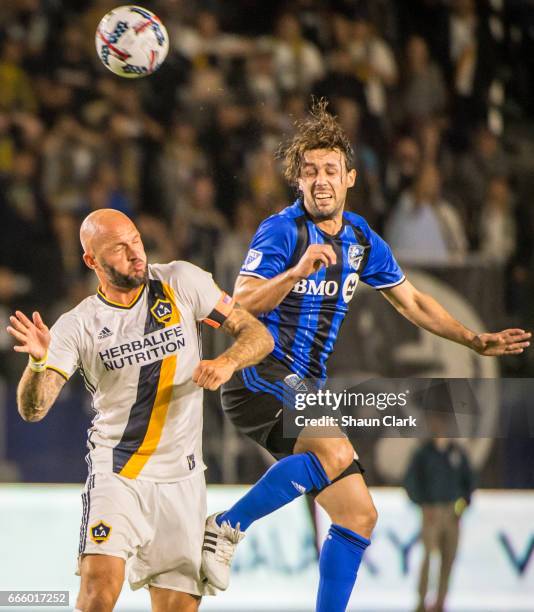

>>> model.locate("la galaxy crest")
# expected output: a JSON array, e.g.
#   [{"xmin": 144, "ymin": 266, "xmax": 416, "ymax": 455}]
[
  {"xmin": 90, "ymin": 520, "xmax": 112, "ymax": 544},
  {"xmin": 151, "ymin": 298, "xmax": 173, "ymax": 323},
  {"xmin": 348, "ymin": 244, "xmax": 365, "ymax": 271}
]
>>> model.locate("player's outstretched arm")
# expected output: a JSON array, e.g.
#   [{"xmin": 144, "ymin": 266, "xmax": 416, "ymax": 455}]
[
  {"xmin": 193, "ymin": 305, "xmax": 274, "ymax": 391},
  {"xmin": 6, "ymin": 310, "xmax": 67, "ymax": 422},
  {"xmin": 235, "ymin": 244, "xmax": 337, "ymax": 315},
  {"xmin": 381, "ymin": 279, "xmax": 531, "ymax": 356}
]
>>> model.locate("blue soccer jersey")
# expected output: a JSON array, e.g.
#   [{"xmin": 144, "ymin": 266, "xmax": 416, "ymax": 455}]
[{"xmin": 239, "ymin": 200, "xmax": 405, "ymax": 379}]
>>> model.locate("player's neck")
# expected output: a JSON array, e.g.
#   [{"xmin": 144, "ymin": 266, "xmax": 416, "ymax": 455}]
[
  {"xmin": 315, "ymin": 215, "xmax": 343, "ymax": 236},
  {"xmin": 98, "ymin": 282, "xmax": 145, "ymax": 307}
]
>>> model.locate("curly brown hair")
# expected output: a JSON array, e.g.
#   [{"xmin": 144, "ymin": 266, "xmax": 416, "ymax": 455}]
[{"xmin": 278, "ymin": 98, "xmax": 354, "ymax": 186}]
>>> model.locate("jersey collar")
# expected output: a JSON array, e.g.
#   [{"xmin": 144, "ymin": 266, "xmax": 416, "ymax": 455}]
[{"xmin": 96, "ymin": 283, "xmax": 146, "ymax": 309}]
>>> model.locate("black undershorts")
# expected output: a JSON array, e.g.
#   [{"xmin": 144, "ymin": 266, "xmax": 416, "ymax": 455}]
[{"xmin": 221, "ymin": 353, "xmax": 365, "ymax": 475}]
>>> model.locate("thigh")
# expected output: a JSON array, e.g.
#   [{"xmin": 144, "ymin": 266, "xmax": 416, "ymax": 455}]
[
  {"xmin": 221, "ymin": 355, "xmax": 298, "ymax": 458},
  {"xmin": 421, "ymin": 507, "xmax": 440, "ymax": 551},
  {"xmin": 77, "ymin": 554, "xmax": 125, "ymax": 609},
  {"xmin": 129, "ymin": 472, "xmax": 216, "ymax": 597},
  {"xmin": 440, "ymin": 505, "xmax": 460, "ymax": 556}
]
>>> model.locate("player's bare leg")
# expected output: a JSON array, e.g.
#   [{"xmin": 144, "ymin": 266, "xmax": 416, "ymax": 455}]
[
  {"xmin": 294, "ymin": 435, "xmax": 378, "ymax": 538},
  {"xmin": 149, "ymin": 586, "xmax": 201, "ymax": 612},
  {"xmin": 76, "ymin": 554, "xmax": 125, "ymax": 612}
]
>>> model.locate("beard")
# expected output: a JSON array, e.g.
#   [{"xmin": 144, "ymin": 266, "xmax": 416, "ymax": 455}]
[
  {"xmin": 101, "ymin": 261, "xmax": 148, "ymax": 290},
  {"xmin": 303, "ymin": 193, "xmax": 344, "ymax": 221}
]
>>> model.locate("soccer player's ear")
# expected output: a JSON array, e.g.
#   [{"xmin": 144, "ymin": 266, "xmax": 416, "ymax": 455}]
[
  {"xmin": 347, "ymin": 168, "xmax": 357, "ymax": 188},
  {"xmin": 82, "ymin": 252, "xmax": 97, "ymax": 271}
]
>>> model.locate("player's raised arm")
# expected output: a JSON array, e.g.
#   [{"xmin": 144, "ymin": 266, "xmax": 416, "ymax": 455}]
[
  {"xmin": 235, "ymin": 243, "xmax": 337, "ymax": 316},
  {"xmin": 6, "ymin": 310, "xmax": 67, "ymax": 422},
  {"xmin": 381, "ymin": 279, "xmax": 531, "ymax": 356},
  {"xmin": 193, "ymin": 304, "xmax": 274, "ymax": 391}
]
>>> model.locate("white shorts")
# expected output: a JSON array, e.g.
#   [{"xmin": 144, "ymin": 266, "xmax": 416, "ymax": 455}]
[{"xmin": 77, "ymin": 471, "xmax": 215, "ymax": 596}]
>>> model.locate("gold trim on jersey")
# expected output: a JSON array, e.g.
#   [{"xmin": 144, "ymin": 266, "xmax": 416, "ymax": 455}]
[
  {"xmin": 46, "ymin": 364, "xmax": 69, "ymax": 381},
  {"xmin": 97, "ymin": 284, "xmax": 146, "ymax": 309},
  {"xmin": 119, "ymin": 281, "xmax": 180, "ymax": 479}
]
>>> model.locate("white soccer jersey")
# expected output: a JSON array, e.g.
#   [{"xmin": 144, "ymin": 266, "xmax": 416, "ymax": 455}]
[{"xmin": 47, "ymin": 261, "xmax": 233, "ymax": 482}]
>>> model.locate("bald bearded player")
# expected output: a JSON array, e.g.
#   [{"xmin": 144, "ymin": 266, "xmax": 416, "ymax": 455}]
[{"xmin": 6, "ymin": 209, "xmax": 274, "ymax": 612}]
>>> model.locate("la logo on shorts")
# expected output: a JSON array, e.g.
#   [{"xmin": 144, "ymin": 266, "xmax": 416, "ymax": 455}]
[
  {"xmin": 151, "ymin": 299, "xmax": 173, "ymax": 323},
  {"xmin": 90, "ymin": 520, "xmax": 112, "ymax": 544}
]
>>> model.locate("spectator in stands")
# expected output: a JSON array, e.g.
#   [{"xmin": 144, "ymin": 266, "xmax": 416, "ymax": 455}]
[
  {"xmin": 271, "ymin": 12, "xmax": 325, "ymax": 94},
  {"xmin": 384, "ymin": 135, "xmax": 421, "ymax": 207},
  {"xmin": 347, "ymin": 10, "xmax": 398, "ymax": 121},
  {"xmin": 42, "ymin": 114, "xmax": 99, "ymax": 213},
  {"xmin": 173, "ymin": 9, "xmax": 252, "ymax": 69},
  {"xmin": 245, "ymin": 40, "xmax": 280, "ymax": 108},
  {"xmin": 217, "ymin": 200, "xmax": 260, "ymax": 291},
  {"xmin": 445, "ymin": 0, "xmax": 500, "ymax": 149},
  {"xmin": 0, "ymin": 38, "xmax": 37, "ymax": 113},
  {"xmin": 0, "ymin": 112, "xmax": 15, "ymax": 173},
  {"xmin": 178, "ymin": 172, "xmax": 228, "ymax": 272},
  {"xmin": 452, "ymin": 126, "xmax": 508, "ymax": 246},
  {"xmin": 479, "ymin": 176, "xmax": 516, "ymax": 265},
  {"xmin": 385, "ymin": 163, "xmax": 467, "ymax": 264},
  {"xmin": 313, "ymin": 46, "xmax": 366, "ymax": 108},
  {"xmin": 160, "ymin": 119, "xmax": 209, "ymax": 220},
  {"xmin": 335, "ymin": 96, "xmax": 385, "ymax": 223},
  {"xmin": 204, "ymin": 101, "xmax": 260, "ymax": 218},
  {"xmin": 246, "ymin": 144, "xmax": 287, "ymax": 216},
  {"xmin": 0, "ymin": 148, "xmax": 62, "ymax": 312},
  {"xmin": 84, "ymin": 163, "xmax": 134, "ymax": 217},
  {"xmin": 47, "ymin": 23, "xmax": 97, "ymax": 111},
  {"xmin": 399, "ymin": 36, "xmax": 447, "ymax": 126}
]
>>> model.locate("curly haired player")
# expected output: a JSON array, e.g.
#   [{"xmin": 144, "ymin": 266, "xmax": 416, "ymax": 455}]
[{"xmin": 200, "ymin": 100, "xmax": 530, "ymax": 612}]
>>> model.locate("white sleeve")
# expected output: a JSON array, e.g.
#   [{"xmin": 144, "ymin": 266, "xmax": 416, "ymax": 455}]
[
  {"xmin": 47, "ymin": 313, "xmax": 80, "ymax": 380},
  {"xmin": 172, "ymin": 261, "xmax": 231, "ymax": 323}
]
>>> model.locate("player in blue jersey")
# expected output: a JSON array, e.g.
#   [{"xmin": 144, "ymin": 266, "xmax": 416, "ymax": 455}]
[{"xmin": 201, "ymin": 101, "xmax": 530, "ymax": 611}]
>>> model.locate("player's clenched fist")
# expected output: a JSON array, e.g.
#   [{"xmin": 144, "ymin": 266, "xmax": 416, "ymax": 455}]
[
  {"xmin": 292, "ymin": 244, "xmax": 337, "ymax": 280},
  {"xmin": 6, "ymin": 311, "xmax": 50, "ymax": 360},
  {"xmin": 193, "ymin": 356, "xmax": 238, "ymax": 391}
]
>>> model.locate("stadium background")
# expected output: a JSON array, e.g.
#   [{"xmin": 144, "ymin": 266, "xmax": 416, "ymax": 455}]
[{"xmin": 0, "ymin": 0, "xmax": 533, "ymax": 610}]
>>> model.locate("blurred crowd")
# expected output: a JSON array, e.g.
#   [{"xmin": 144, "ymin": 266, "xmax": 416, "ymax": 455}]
[{"xmin": 1, "ymin": 0, "xmax": 534, "ymax": 377}]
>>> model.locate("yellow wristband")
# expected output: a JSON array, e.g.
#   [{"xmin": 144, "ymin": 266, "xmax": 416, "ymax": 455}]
[{"xmin": 29, "ymin": 352, "xmax": 48, "ymax": 373}]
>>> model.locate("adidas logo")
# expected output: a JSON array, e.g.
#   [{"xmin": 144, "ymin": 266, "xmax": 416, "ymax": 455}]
[
  {"xmin": 97, "ymin": 326, "xmax": 113, "ymax": 340},
  {"xmin": 291, "ymin": 481, "xmax": 307, "ymax": 495}
]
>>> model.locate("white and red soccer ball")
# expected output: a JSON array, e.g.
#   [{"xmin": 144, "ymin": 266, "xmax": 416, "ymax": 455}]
[{"xmin": 95, "ymin": 5, "xmax": 169, "ymax": 78}]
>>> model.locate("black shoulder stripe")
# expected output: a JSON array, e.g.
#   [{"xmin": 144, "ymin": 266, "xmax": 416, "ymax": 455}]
[{"xmin": 288, "ymin": 215, "xmax": 309, "ymax": 268}]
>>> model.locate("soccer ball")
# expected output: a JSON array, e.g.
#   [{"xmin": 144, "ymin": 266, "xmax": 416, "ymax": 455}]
[{"xmin": 95, "ymin": 5, "xmax": 169, "ymax": 78}]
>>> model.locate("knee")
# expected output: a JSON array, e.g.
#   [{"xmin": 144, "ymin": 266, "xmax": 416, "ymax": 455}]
[
  {"xmin": 321, "ymin": 494, "xmax": 378, "ymax": 538},
  {"xmin": 344, "ymin": 498, "xmax": 378, "ymax": 537},
  {"xmin": 77, "ymin": 594, "xmax": 115, "ymax": 612},
  {"xmin": 79, "ymin": 574, "xmax": 121, "ymax": 612},
  {"xmin": 314, "ymin": 441, "xmax": 354, "ymax": 480},
  {"xmin": 363, "ymin": 501, "xmax": 378, "ymax": 533}
]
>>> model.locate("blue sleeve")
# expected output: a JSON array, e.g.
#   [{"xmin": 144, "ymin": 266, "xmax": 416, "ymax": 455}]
[
  {"xmin": 240, "ymin": 215, "xmax": 297, "ymax": 280},
  {"xmin": 359, "ymin": 228, "xmax": 405, "ymax": 289}
]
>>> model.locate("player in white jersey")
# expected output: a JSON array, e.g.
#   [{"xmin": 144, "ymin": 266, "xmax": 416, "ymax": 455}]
[{"xmin": 6, "ymin": 209, "xmax": 274, "ymax": 612}]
